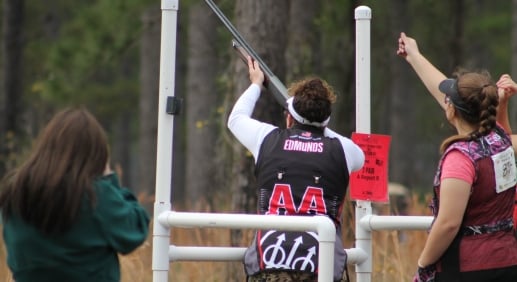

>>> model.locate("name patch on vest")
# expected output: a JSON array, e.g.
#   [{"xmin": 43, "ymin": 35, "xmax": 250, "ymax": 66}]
[{"xmin": 283, "ymin": 140, "xmax": 324, "ymax": 153}]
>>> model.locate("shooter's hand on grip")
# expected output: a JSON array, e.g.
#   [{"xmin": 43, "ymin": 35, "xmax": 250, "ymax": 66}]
[
  {"xmin": 248, "ymin": 56, "xmax": 265, "ymax": 86},
  {"xmin": 234, "ymin": 41, "xmax": 268, "ymax": 88}
]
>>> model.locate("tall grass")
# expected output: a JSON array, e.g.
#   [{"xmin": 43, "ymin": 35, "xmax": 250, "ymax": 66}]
[
  {"xmin": 369, "ymin": 193, "xmax": 431, "ymax": 281},
  {"xmin": 1, "ymin": 193, "xmax": 431, "ymax": 282}
]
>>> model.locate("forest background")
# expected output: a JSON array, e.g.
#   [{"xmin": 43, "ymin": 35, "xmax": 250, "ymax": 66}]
[{"xmin": 2, "ymin": 0, "xmax": 517, "ymax": 281}]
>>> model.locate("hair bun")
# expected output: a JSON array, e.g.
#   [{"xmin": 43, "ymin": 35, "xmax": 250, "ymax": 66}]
[{"xmin": 307, "ymin": 79, "xmax": 324, "ymax": 90}]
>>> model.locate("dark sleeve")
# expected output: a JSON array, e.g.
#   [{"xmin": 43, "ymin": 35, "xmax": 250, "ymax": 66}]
[{"xmin": 93, "ymin": 173, "xmax": 150, "ymax": 254}]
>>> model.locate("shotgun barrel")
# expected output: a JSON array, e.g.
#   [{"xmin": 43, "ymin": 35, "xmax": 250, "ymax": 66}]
[{"xmin": 204, "ymin": 0, "xmax": 289, "ymax": 108}]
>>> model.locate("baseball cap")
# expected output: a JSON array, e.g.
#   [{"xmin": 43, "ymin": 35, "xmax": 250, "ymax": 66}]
[
  {"xmin": 438, "ymin": 78, "xmax": 458, "ymax": 96},
  {"xmin": 438, "ymin": 78, "xmax": 472, "ymax": 114}
]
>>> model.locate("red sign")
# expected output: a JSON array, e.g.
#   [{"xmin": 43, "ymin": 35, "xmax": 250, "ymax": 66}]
[{"xmin": 350, "ymin": 133, "xmax": 391, "ymax": 202}]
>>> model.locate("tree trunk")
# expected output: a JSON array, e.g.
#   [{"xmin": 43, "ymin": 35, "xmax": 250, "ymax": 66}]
[
  {"xmin": 138, "ymin": 6, "xmax": 160, "ymax": 202},
  {"xmin": 450, "ymin": 0, "xmax": 464, "ymax": 69},
  {"xmin": 111, "ymin": 113, "xmax": 132, "ymax": 187},
  {"xmin": 231, "ymin": 0, "xmax": 289, "ymax": 215},
  {"xmin": 1, "ymin": 0, "xmax": 25, "ymax": 174},
  {"xmin": 185, "ymin": 1, "xmax": 219, "ymax": 210},
  {"xmin": 326, "ymin": 0, "xmax": 358, "ymax": 135},
  {"xmin": 285, "ymin": 0, "xmax": 320, "ymax": 83},
  {"xmin": 510, "ymin": 0, "xmax": 517, "ymax": 128},
  {"xmin": 388, "ymin": 0, "xmax": 416, "ymax": 188},
  {"xmin": 225, "ymin": 0, "xmax": 289, "ymax": 280}
]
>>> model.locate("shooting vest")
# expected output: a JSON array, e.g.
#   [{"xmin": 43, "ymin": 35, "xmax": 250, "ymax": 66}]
[
  {"xmin": 432, "ymin": 126, "xmax": 517, "ymax": 278},
  {"xmin": 243, "ymin": 124, "xmax": 349, "ymax": 281}
]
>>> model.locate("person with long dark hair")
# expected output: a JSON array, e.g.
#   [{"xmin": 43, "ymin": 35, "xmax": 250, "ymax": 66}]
[
  {"xmin": 0, "ymin": 107, "xmax": 150, "ymax": 282},
  {"xmin": 228, "ymin": 57, "xmax": 365, "ymax": 282}
]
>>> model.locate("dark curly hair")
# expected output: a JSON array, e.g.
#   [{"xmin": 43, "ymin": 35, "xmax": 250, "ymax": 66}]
[{"xmin": 288, "ymin": 77, "xmax": 336, "ymax": 125}]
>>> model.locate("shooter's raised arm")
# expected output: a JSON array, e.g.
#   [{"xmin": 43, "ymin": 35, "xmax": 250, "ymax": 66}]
[{"xmin": 397, "ymin": 32, "xmax": 448, "ymax": 110}]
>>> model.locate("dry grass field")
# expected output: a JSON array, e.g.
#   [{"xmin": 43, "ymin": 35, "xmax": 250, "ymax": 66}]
[{"xmin": 1, "ymin": 193, "xmax": 432, "ymax": 282}]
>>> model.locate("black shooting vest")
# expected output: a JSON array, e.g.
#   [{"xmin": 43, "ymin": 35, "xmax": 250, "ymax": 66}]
[{"xmin": 243, "ymin": 124, "xmax": 350, "ymax": 281}]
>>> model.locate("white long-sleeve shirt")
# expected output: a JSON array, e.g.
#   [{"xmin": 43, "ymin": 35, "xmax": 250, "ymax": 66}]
[{"xmin": 227, "ymin": 84, "xmax": 365, "ymax": 173}]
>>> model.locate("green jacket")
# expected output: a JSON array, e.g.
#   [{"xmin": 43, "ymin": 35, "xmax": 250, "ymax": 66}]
[{"xmin": 2, "ymin": 173, "xmax": 150, "ymax": 282}]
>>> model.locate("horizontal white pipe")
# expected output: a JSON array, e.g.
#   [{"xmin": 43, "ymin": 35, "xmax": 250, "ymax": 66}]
[
  {"xmin": 346, "ymin": 247, "xmax": 369, "ymax": 265},
  {"xmin": 169, "ymin": 245, "xmax": 246, "ymax": 261},
  {"xmin": 159, "ymin": 211, "xmax": 336, "ymax": 241},
  {"xmin": 169, "ymin": 246, "xmax": 368, "ymax": 265},
  {"xmin": 359, "ymin": 215, "xmax": 433, "ymax": 231}
]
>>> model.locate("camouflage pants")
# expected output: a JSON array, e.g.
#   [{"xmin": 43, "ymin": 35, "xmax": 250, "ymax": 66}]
[{"xmin": 247, "ymin": 271, "xmax": 349, "ymax": 282}]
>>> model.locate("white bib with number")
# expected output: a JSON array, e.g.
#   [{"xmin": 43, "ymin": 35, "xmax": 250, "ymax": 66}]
[{"xmin": 491, "ymin": 146, "xmax": 517, "ymax": 193}]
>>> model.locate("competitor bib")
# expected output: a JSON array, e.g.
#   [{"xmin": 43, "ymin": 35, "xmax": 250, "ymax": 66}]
[{"xmin": 491, "ymin": 146, "xmax": 517, "ymax": 193}]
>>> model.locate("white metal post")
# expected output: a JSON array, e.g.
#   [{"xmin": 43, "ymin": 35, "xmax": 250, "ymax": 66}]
[
  {"xmin": 153, "ymin": 0, "xmax": 179, "ymax": 282},
  {"xmin": 354, "ymin": 6, "xmax": 372, "ymax": 282}
]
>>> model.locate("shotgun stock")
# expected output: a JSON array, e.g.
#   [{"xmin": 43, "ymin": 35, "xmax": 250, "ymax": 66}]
[{"xmin": 204, "ymin": 0, "xmax": 288, "ymax": 108}]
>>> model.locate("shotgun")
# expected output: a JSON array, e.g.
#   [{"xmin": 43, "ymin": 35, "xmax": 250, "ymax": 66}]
[{"xmin": 204, "ymin": 0, "xmax": 289, "ymax": 108}]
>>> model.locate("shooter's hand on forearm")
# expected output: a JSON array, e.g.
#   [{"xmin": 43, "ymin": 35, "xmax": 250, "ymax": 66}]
[
  {"xmin": 248, "ymin": 56, "xmax": 264, "ymax": 86},
  {"xmin": 496, "ymin": 74, "xmax": 517, "ymax": 134},
  {"xmin": 497, "ymin": 74, "xmax": 517, "ymax": 101}
]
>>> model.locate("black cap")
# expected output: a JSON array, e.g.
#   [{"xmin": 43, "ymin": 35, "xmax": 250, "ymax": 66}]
[
  {"xmin": 438, "ymin": 78, "xmax": 458, "ymax": 96},
  {"xmin": 438, "ymin": 78, "xmax": 472, "ymax": 115}
]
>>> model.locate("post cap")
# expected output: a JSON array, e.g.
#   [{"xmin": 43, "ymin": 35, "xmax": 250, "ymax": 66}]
[{"xmin": 355, "ymin": 6, "xmax": 372, "ymax": 19}]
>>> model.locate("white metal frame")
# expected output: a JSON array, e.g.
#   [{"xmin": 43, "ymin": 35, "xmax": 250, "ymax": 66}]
[
  {"xmin": 160, "ymin": 211, "xmax": 337, "ymax": 282},
  {"xmin": 152, "ymin": 2, "xmax": 434, "ymax": 282}
]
